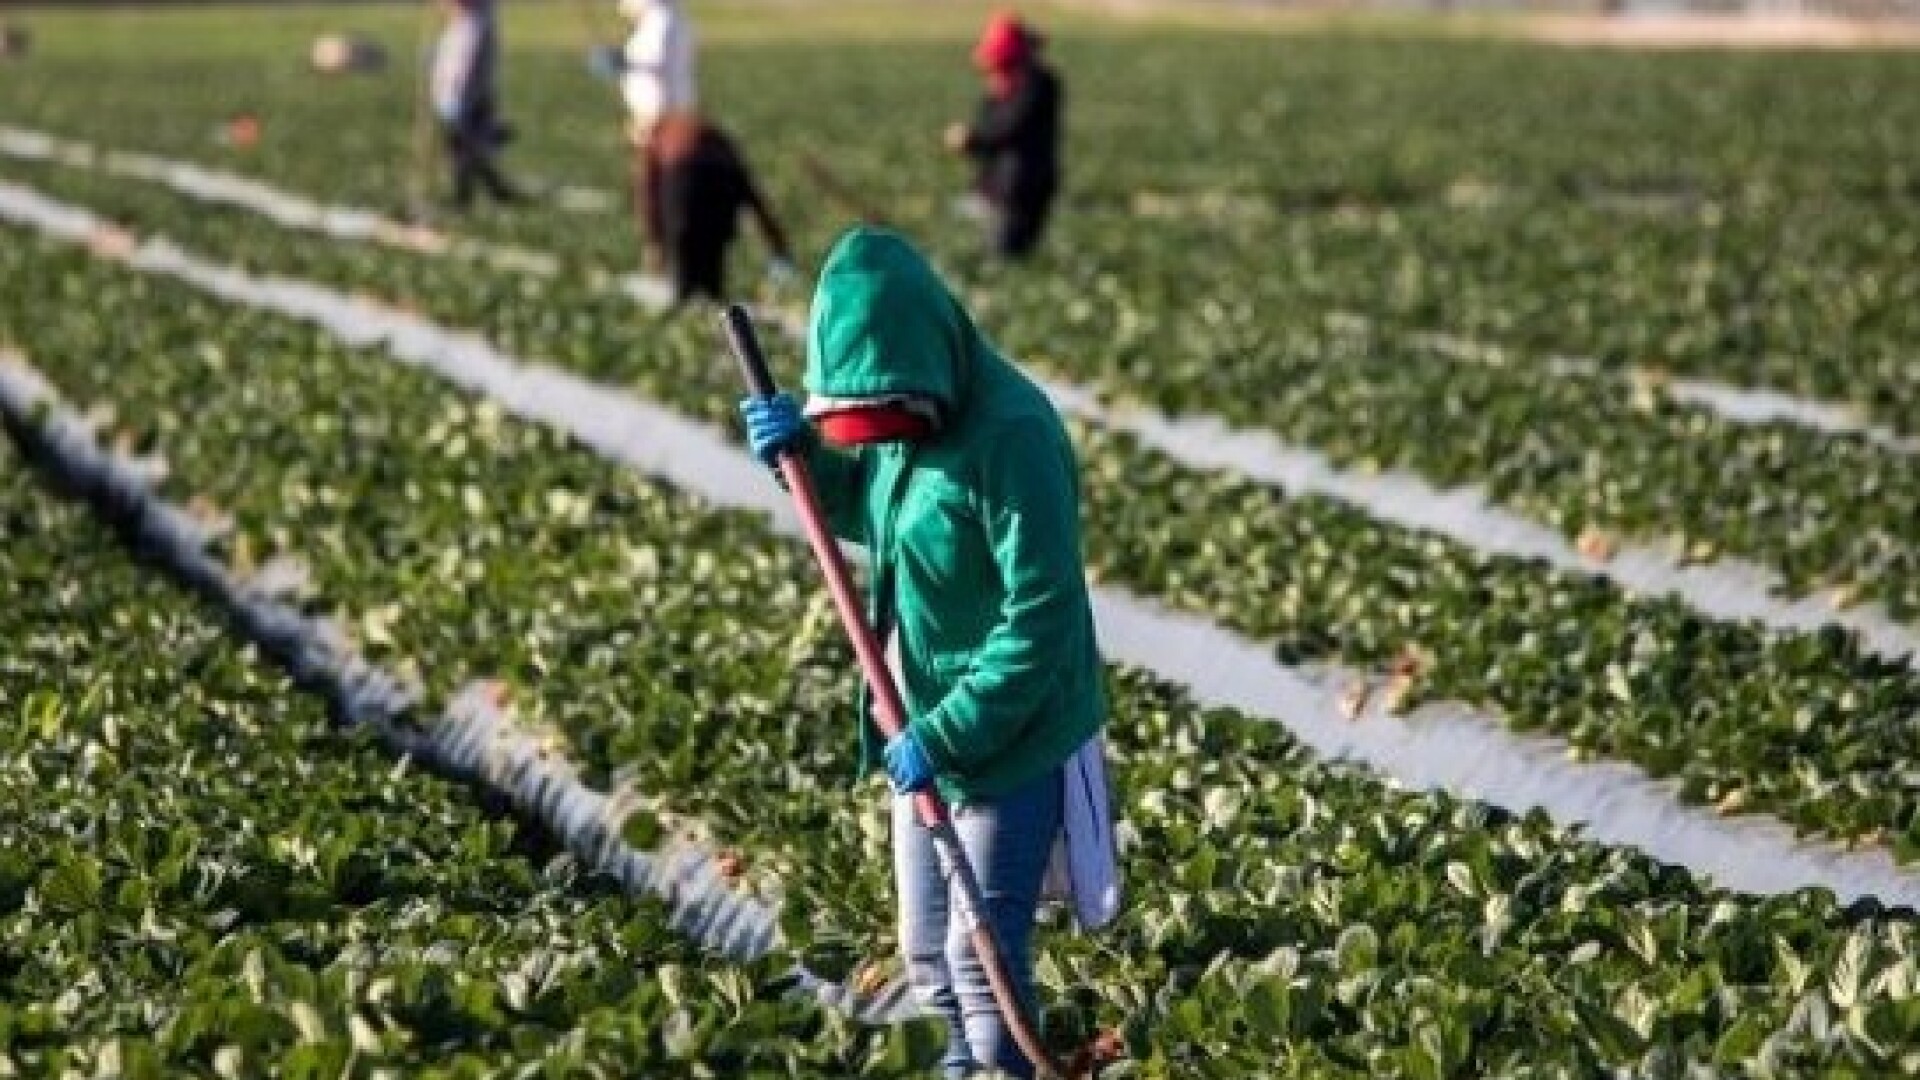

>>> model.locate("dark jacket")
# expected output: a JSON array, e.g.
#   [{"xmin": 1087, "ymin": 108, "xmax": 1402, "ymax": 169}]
[
  {"xmin": 648, "ymin": 118, "xmax": 790, "ymax": 300},
  {"xmin": 964, "ymin": 64, "xmax": 1061, "ymax": 206},
  {"xmin": 654, "ymin": 120, "xmax": 786, "ymax": 253}
]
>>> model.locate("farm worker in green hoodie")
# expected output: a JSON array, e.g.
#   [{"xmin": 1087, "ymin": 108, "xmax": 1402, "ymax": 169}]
[{"xmin": 740, "ymin": 226, "xmax": 1103, "ymax": 1078}]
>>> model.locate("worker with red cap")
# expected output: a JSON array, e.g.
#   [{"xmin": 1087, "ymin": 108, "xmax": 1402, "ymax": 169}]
[{"xmin": 944, "ymin": 11, "xmax": 1062, "ymax": 259}]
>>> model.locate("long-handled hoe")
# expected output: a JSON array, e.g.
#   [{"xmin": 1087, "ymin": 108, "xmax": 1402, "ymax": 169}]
[
  {"xmin": 798, "ymin": 149, "xmax": 891, "ymax": 228},
  {"xmin": 403, "ymin": 0, "xmax": 441, "ymax": 226},
  {"xmin": 720, "ymin": 305, "xmax": 1079, "ymax": 1079}
]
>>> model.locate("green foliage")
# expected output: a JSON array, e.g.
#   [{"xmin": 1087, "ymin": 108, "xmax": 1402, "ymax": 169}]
[
  {"xmin": 4, "ymin": 163, "xmax": 1918, "ymax": 849},
  {"xmin": 0, "ymin": 439, "xmax": 940, "ymax": 1075},
  {"xmin": 2, "ymin": 224, "xmax": 1917, "ymax": 1073},
  {"xmin": 3, "ymin": 7, "xmax": 1920, "ymax": 1072}
]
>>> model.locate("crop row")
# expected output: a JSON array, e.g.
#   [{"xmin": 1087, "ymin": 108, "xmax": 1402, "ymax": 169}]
[
  {"xmin": 11, "ymin": 10, "xmax": 1920, "ymax": 216},
  {"xmin": 11, "ymin": 22, "xmax": 1920, "ymax": 611},
  {"xmin": 6, "ymin": 170, "xmax": 1918, "ymax": 854},
  {"xmin": 9, "ymin": 79, "xmax": 1920, "ymax": 455},
  {"xmin": 9, "ymin": 10, "xmax": 1920, "ymax": 433},
  {"xmin": 9, "ymin": 134, "xmax": 1920, "ymax": 632},
  {"xmin": 974, "ymin": 261, "xmax": 1920, "ymax": 621},
  {"xmin": 9, "ymin": 121, "xmax": 1918, "ymax": 462},
  {"xmin": 1039, "ymin": 195, "xmax": 1920, "ymax": 438},
  {"xmin": 0, "ymin": 423, "xmax": 944, "ymax": 1075},
  {"xmin": 5, "ymin": 222, "xmax": 1920, "ymax": 1073}
]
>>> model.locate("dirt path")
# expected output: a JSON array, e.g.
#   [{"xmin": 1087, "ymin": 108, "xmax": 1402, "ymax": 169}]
[
  {"xmin": 1530, "ymin": 12, "xmax": 1920, "ymax": 50},
  {"xmin": 1055, "ymin": 1, "xmax": 1920, "ymax": 50}
]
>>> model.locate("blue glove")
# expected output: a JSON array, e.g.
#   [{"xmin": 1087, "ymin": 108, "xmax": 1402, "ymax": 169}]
[
  {"xmin": 585, "ymin": 44, "xmax": 624, "ymax": 81},
  {"xmin": 883, "ymin": 730, "xmax": 937, "ymax": 794},
  {"xmin": 738, "ymin": 392, "xmax": 806, "ymax": 466}
]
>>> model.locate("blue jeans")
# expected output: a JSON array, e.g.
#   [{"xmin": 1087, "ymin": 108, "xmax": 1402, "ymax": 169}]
[{"xmin": 893, "ymin": 770, "xmax": 1062, "ymax": 1080}]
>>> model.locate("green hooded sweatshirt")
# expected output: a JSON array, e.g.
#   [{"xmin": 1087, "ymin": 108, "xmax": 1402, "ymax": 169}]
[{"xmin": 800, "ymin": 227, "xmax": 1103, "ymax": 805}]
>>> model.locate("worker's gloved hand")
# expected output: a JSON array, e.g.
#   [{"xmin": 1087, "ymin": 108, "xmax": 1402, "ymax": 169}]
[
  {"xmin": 883, "ymin": 730, "xmax": 937, "ymax": 795},
  {"xmin": 739, "ymin": 392, "xmax": 806, "ymax": 466},
  {"xmin": 585, "ymin": 44, "xmax": 623, "ymax": 81}
]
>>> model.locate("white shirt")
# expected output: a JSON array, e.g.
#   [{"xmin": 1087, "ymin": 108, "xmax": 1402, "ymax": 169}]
[
  {"xmin": 431, "ymin": 13, "xmax": 484, "ymax": 121},
  {"xmin": 621, "ymin": 2, "xmax": 696, "ymax": 126}
]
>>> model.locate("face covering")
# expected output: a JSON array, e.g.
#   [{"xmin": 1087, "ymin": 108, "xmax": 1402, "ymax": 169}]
[{"xmin": 809, "ymin": 395, "xmax": 942, "ymax": 447}]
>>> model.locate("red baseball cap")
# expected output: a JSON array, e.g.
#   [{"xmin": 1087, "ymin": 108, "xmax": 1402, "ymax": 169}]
[{"xmin": 973, "ymin": 10, "xmax": 1040, "ymax": 72}]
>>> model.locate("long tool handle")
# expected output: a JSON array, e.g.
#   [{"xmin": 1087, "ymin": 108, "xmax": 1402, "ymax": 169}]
[
  {"xmin": 721, "ymin": 305, "xmax": 1068, "ymax": 1079},
  {"xmin": 798, "ymin": 149, "xmax": 891, "ymax": 227},
  {"xmin": 405, "ymin": 0, "xmax": 441, "ymax": 223}
]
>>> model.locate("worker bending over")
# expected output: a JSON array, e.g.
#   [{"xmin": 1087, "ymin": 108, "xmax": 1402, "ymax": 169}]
[
  {"xmin": 945, "ymin": 11, "xmax": 1062, "ymax": 259},
  {"xmin": 741, "ymin": 228, "xmax": 1105, "ymax": 1077},
  {"xmin": 614, "ymin": 0, "xmax": 696, "ymax": 270},
  {"xmin": 647, "ymin": 114, "xmax": 792, "ymax": 304}
]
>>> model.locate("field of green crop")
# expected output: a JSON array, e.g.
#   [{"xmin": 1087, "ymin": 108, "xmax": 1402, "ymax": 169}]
[
  {"xmin": 0, "ymin": 409, "xmax": 960, "ymax": 1076},
  {"xmin": 4, "ymin": 1, "xmax": 1920, "ymax": 1074}
]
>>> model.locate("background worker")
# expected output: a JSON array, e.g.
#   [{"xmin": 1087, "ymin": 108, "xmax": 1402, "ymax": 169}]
[
  {"xmin": 944, "ymin": 11, "xmax": 1062, "ymax": 259},
  {"xmin": 429, "ymin": 0, "xmax": 523, "ymax": 209},
  {"xmin": 740, "ymin": 227, "xmax": 1105, "ymax": 1078},
  {"xmin": 648, "ymin": 114, "xmax": 794, "ymax": 304},
  {"xmin": 613, "ymin": 0, "xmax": 697, "ymax": 270}
]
